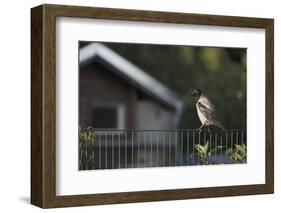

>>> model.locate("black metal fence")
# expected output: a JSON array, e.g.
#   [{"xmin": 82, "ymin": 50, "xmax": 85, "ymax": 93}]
[{"xmin": 79, "ymin": 129, "xmax": 247, "ymax": 170}]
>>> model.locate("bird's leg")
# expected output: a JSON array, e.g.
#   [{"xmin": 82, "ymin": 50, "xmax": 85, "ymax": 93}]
[{"xmin": 197, "ymin": 124, "xmax": 205, "ymax": 131}]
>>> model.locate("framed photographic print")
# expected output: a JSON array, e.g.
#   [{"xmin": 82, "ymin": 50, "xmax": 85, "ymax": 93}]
[{"xmin": 31, "ymin": 4, "xmax": 274, "ymax": 208}]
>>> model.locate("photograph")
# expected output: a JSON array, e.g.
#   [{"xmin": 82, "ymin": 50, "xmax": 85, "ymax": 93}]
[
  {"xmin": 78, "ymin": 41, "xmax": 247, "ymax": 170},
  {"xmin": 30, "ymin": 3, "xmax": 274, "ymax": 208}
]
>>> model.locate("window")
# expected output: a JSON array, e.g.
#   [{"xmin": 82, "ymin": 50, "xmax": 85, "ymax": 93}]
[{"xmin": 91, "ymin": 103, "xmax": 125, "ymax": 129}]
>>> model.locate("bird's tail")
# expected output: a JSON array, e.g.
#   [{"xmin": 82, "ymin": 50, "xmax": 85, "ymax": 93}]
[{"xmin": 213, "ymin": 120, "xmax": 225, "ymax": 132}]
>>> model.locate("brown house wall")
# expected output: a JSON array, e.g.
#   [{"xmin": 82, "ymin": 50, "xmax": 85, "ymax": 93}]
[{"xmin": 79, "ymin": 62, "xmax": 137, "ymax": 128}]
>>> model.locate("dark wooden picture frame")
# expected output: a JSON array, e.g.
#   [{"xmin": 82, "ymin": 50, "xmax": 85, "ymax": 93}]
[{"xmin": 31, "ymin": 4, "xmax": 274, "ymax": 208}]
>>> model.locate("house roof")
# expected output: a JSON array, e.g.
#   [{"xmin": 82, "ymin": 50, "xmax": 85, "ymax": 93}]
[{"xmin": 79, "ymin": 43, "xmax": 183, "ymax": 112}]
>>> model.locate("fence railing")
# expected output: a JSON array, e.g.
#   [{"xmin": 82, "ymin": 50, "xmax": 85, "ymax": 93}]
[{"xmin": 79, "ymin": 129, "xmax": 247, "ymax": 170}]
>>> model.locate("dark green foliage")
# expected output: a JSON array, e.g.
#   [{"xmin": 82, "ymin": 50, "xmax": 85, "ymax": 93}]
[
  {"xmin": 79, "ymin": 127, "xmax": 96, "ymax": 170},
  {"xmin": 192, "ymin": 141, "xmax": 224, "ymax": 165},
  {"xmin": 226, "ymin": 144, "xmax": 247, "ymax": 162}
]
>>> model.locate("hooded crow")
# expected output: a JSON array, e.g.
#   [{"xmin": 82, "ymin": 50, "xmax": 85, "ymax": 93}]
[{"xmin": 190, "ymin": 89, "xmax": 225, "ymax": 131}]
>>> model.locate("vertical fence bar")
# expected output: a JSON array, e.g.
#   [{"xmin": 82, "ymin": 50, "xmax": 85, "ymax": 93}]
[
  {"xmin": 225, "ymin": 131, "xmax": 228, "ymax": 165},
  {"xmin": 204, "ymin": 131, "xmax": 206, "ymax": 144},
  {"xmin": 163, "ymin": 132, "xmax": 166, "ymax": 166},
  {"xmin": 236, "ymin": 130, "xmax": 239, "ymax": 146},
  {"xmin": 186, "ymin": 131, "xmax": 189, "ymax": 166},
  {"xmin": 243, "ymin": 131, "xmax": 245, "ymax": 163},
  {"xmin": 89, "ymin": 141, "xmax": 92, "ymax": 169},
  {"xmin": 220, "ymin": 134, "xmax": 223, "ymax": 163},
  {"xmin": 85, "ymin": 141, "xmax": 88, "ymax": 169},
  {"xmin": 125, "ymin": 131, "xmax": 127, "ymax": 168},
  {"xmin": 236, "ymin": 130, "xmax": 239, "ymax": 164},
  {"xmin": 84, "ymin": 135, "xmax": 86, "ymax": 169},
  {"xmin": 204, "ymin": 131, "xmax": 206, "ymax": 165},
  {"xmin": 209, "ymin": 131, "xmax": 212, "ymax": 164},
  {"xmin": 175, "ymin": 131, "xmax": 177, "ymax": 166},
  {"xmin": 111, "ymin": 132, "xmax": 114, "ymax": 169},
  {"xmin": 131, "ymin": 131, "xmax": 134, "ymax": 168},
  {"xmin": 150, "ymin": 131, "xmax": 153, "ymax": 167},
  {"xmin": 156, "ymin": 131, "xmax": 159, "ymax": 167},
  {"xmin": 92, "ymin": 139, "xmax": 94, "ymax": 169},
  {"xmin": 242, "ymin": 130, "xmax": 245, "ymax": 163},
  {"xmin": 79, "ymin": 142, "xmax": 82, "ymax": 170},
  {"xmin": 192, "ymin": 131, "xmax": 195, "ymax": 165},
  {"xmin": 137, "ymin": 131, "xmax": 140, "ymax": 168},
  {"xmin": 236, "ymin": 130, "xmax": 240, "ymax": 145},
  {"xmin": 118, "ymin": 131, "xmax": 120, "ymax": 169},
  {"xmin": 215, "ymin": 133, "xmax": 218, "ymax": 164},
  {"xmin": 105, "ymin": 132, "xmax": 107, "ymax": 169},
  {"xmin": 198, "ymin": 131, "xmax": 201, "ymax": 164},
  {"xmin": 81, "ymin": 142, "xmax": 83, "ymax": 170},
  {"xmin": 169, "ymin": 132, "xmax": 172, "ymax": 166},
  {"xmin": 144, "ymin": 131, "xmax": 146, "ymax": 167},
  {"xmin": 231, "ymin": 130, "xmax": 234, "ymax": 161},
  {"xmin": 181, "ymin": 131, "xmax": 183, "ymax": 166},
  {"xmin": 98, "ymin": 132, "xmax": 101, "ymax": 169},
  {"xmin": 91, "ymin": 139, "xmax": 94, "ymax": 170}
]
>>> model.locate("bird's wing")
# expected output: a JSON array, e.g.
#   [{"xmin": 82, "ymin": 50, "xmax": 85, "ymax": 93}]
[
  {"xmin": 197, "ymin": 101, "xmax": 217, "ymax": 121},
  {"xmin": 197, "ymin": 95, "xmax": 225, "ymax": 130},
  {"xmin": 199, "ymin": 95, "xmax": 215, "ymax": 110}
]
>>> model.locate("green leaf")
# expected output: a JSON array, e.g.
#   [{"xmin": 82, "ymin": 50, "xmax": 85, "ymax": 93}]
[
  {"xmin": 195, "ymin": 144, "xmax": 204, "ymax": 153},
  {"xmin": 203, "ymin": 142, "xmax": 209, "ymax": 154}
]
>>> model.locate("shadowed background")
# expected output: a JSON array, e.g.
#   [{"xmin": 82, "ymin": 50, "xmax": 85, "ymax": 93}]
[{"xmin": 80, "ymin": 41, "xmax": 246, "ymax": 129}]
